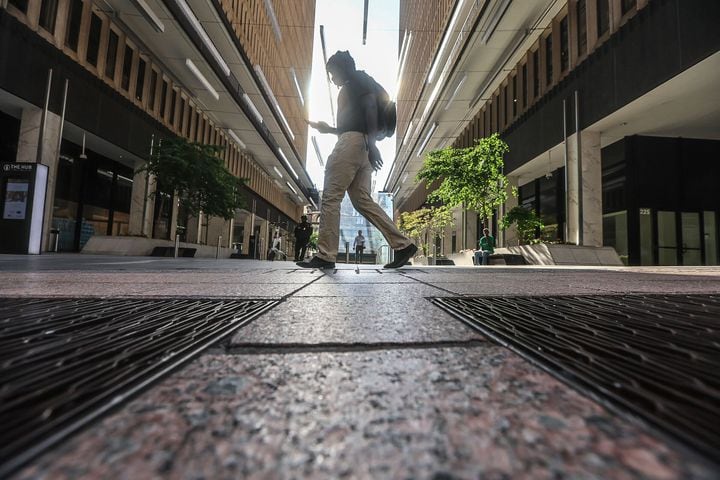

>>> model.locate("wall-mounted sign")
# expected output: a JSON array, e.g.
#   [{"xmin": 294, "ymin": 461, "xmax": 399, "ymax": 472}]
[{"xmin": 3, "ymin": 179, "xmax": 29, "ymax": 220}]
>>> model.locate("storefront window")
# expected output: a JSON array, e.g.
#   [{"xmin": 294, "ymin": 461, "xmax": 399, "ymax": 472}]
[
  {"xmin": 152, "ymin": 188, "xmax": 172, "ymax": 240},
  {"xmin": 639, "ymin": 208, "xmax": 653, "ymax": 265},
  {"xmin": 704, "ymin": 212, "xmax": 718, "ymax": 265},
  {"xmin": 657, "ymin": 211, "xmax": 677, "ymax": 265}
]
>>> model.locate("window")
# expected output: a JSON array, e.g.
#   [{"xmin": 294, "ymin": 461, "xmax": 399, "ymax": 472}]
[
  {"xmin": 159, "ymin": 79, "xmax": 169, "ymax": 116},
  {"xmin": 577, "ymin": 0, "xmax": 587, "ymax": 57},
  {"xmin": 180, "ymin": 98, "xmax": 188, "ymax": 135},
  {"xmin": 512, "ymin": 75, "xmax": 517, "ymax": 118},
  {"xmin": 64, "ymin": 0, "xmax": 83, "ymax": 51},
  {"xmin": 532, "ymin": 50, "xmax": 540, "ymax": 97},
  {"xmin": 621, "ymin": 0, "xmax": 635, "ymax": 15},
  {"xmin": 502, "ymin": 86, "xmax": 507, "ymax": 127},
  {"xmin": 545, "ymin": 35, "xmax": 553, "ymax": 87},
  {"xmin": 85, "ymin": 13, "xmax": 103, "ymax": 67},
  {"xmin": 169, "ymin": 89, "xmax": 178, "ymax": 126},
  {"xmin": 560, "ymin": 16, "xmax": 569, "ymax": 72},
  {"xmin": 105, "ymin": 30, "xmax": 119, "ymax": 80},
  {"xmin": 120, "ymin": 45, "xmax": 134, "ymax": 91},
  {"xmin": 521, "ymin": 63, "xmax": 528, "ymax": 108},
  {"xmin": 135, "ymin": 58, "xmax": 147, "ymax": 102},
  {"xmin": 38, "ymin": 0, "xmax": 59, "ymax": 34},
  {"xmin": 597, "ymin": 0, "xmax": 610, "ymax": 36},
  {"xmin": 148, "ymin": 70, "xmax": 158, "ymax": 111},
  {"xmin": 8, "ymin": 0, "xmax": 29, "ymax": 14}
]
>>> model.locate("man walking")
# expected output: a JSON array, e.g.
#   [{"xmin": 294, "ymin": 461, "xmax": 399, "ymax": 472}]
[
  {"xmin": 293, "ymin": 215, "xmax": 312, "ymax": 261},
  {"xmin": 353, "ymin": 230, "xmax": 365, "ymax": 264},
  {"xmin": 298, "ymin": 50, "xmax": 416, "ymax": 269}
]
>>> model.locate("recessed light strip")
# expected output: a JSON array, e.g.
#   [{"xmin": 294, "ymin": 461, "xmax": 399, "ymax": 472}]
[
  {"xmin": 242, "ymin": 93, "xmax": 263, "ymax": 124},
  {"xmin": 175, "ymin": 0, "xmax": 230, "ymax": 76},
  {"xmin": 254, "ymin": 65, "xmax": 294, "ymax": 139},
  {"xmin": 427, "ymin": 0, "xmax": 468, "ymax": 84},
  {"xmin": 278, "ymin": 148, "xmax": 299, "ymax": 179},
  {"xmin": 227, "ymin": 129, "xmax": 246, "ymax": 149},
  {"xmin": 185, "ymin": 58, "xmax": 219, "ymax": 101},
  {"xmin": 416, "ymin": 122, "xmax": 438, "ymax": 157},
  {"xmin": 130, "ymin": 0, "xmax": 165, "ymax": 33}
]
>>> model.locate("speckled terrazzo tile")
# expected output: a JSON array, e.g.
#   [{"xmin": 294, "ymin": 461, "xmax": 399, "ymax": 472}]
[
  {"xmin": 312, "ymin": 269, "xmax": 420, "ymax": 284},
  {"xmin": 0, "ymin": 281, "xmax": 301, "ymax": 298},
  {"xmin": 16, "ymin": 347, "xmax": 715, "ymax": 480},
  {"xmin": 230, "ymin": 296, "xmax": 482, "ymax": 344},
  {"xmin": 428, "ymin": 282, "xmax": 607, "ymax": 296}
]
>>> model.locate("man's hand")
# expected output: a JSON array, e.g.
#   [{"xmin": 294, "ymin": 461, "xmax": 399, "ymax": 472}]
[
  {"xmin": 368, "ymin": 143, "xmax": 383, "ymax": 171},
  {"xmin": 307, "ymin": 120, "xmax": 335, "ymax": 134}
]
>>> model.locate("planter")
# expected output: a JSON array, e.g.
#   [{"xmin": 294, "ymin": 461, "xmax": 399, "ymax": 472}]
[
  {"xmin": 508, "ymin": 244, "xmax": 622, "ymax": 266},
  {"xmin": 81, "ymin": 236, "xmax": 233, "ymax": 259}
]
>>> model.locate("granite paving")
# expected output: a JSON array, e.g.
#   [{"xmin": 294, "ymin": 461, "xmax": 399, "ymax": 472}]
[{"xmin": 2, "ymin": 255, "xmax": 719, "ymax": 479}]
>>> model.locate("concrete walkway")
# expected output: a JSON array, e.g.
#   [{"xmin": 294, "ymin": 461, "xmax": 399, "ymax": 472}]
[{"xmin": 2, "ymin": 255, "xmax": 719, "ymax": 479}]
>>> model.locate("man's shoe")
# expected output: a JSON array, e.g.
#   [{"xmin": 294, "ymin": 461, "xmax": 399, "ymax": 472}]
[
  {"xmin": 383, "ymin": 244, "xmax": 418, "ymax": 269},
  {"xmin": 296, "ymin": 256, "xmax": 335, "ymax": 269}
]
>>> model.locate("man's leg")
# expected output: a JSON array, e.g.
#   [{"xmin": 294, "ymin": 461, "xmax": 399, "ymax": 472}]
[
  {"xmin": 294, "ymin": 242, "xmax": 301, "ymax": 261},
  {"xmin": 473, "ymin": 251, "xmax": 481, "ymax": 265},
  {"xmin": 347, "ymin": 162, "xmax": 413, "ymax": 251},
  {"xmin": 482, "ymin": 251, "xmax": 490, "ymax": 265},
  {"xmin": 314, "ymin": 134, "xmax": 366, "ymax": 263}
]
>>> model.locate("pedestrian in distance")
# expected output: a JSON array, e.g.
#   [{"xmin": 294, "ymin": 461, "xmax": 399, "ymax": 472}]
[
  {"xmin": 298, "ymin": 50, "xmax": 417, "ymax": 269},
  {"xmin": 353, "ymin": 230, "xmax": 366, "ymax": 264},
  {"xmin": 294, "ymin": 215, "xmax": 312, "ymax": 261},
  {"xmin": 474, "ymin": 228, "xmax": 495, "ymax": 266}
]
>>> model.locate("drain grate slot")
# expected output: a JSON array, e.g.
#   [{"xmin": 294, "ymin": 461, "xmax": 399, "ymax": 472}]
[
  {"xmin": 0, "ymin": 297, "xmax": 276, "ymax": 476},
  {"xmin": 433, "ymin": 294, "xmax": 720, "ymax": 461}
]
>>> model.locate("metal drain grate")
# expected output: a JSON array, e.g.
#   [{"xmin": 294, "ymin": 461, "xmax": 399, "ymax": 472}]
[
  {"xmin": 433, "ymin": 294, "xmax": 720, "ymax": 461},
  {"xmin": 0, "ymin": 297, "xmax": 277, "ymax": 477}
]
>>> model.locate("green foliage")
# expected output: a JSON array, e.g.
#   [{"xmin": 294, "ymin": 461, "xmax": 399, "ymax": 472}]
[
  {"xmin": 307, "ymin": 231, "xmax": 319, "ymax": 250},
  {"xmin": 398, "ymin": 205, "xmax": 454, "ymax": 256},
  {"xmin": 139, "ymin": 137, "xmax": 246, "ymax": 220},
  {"xmin": 500, "ymin": 206, "xmax": 545, "ymax": 245},
  {"xmin": 417, "ymin": 133, "xmax": 510, "ymax": 222}
]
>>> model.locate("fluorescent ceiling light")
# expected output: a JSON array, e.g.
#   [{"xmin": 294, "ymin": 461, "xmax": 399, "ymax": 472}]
[
  {"xmin": 402, "ymin": 120, "xmax": 414, "ymax": 146},
  {"xmin": 396, "ymin": 31, "xmax": 413, "ymax": 84},
  {"xmin": 286, "ymin": 181, "xmax": 297, "ymax": 195},
  {"xmin": 227, "ymin": 129, "xmax": 246, "ymax": 149},
  {"xmin": 242, "ymin": 93, "xmax": 263, "ymax": 124},
  {"xmin": 480, "ymin": 0, "xmax": 512, "ymax": 45},
  {"xmin": 29, "ymin": 164, "xmax": 48, "ymax": 255},
  {"xmin": 393, "ymin": 185, "xmax": 401, "ymax": 196},
  {"xmin": 444, "ymin": 73, "xmax": 467, "ymax": 110},
  {"xmin": 278, "ymin": 148, "xmax": 299, "ymax": 179},
  {"xmin": 290, "ymin": 67, "xmax": 304, "ymax": 106},
  {"xmin": 263, "ymin": 0, "xmax": 282, "ymax": 41},
  {"xmin": 130, "ymin": 0, "xmax": 165, "ymax": 33},
  {"xmin": 427, "ymin": 0, "xmax": 468, "ymax": 84},
  {"xmin": 416, "ymin": 122, "xmax": 438, "ymax": 157},
  {"xmin": 273, "ymin": 166, "xmax": 283, "ymax": 178},
  {"xmin": 185, "ymin": 58, "xmax": 219, "ymax": 101},
  {"xmin": 254, "ymin": 65, "xmax": 294, "ymax": 139},
  {"xmin": 311, "ymin": 136, "xmax": 324, "ymax": 167},
  {"xmin": 175, "ymin": 0, "xmax": 230, "ymax": 76}
]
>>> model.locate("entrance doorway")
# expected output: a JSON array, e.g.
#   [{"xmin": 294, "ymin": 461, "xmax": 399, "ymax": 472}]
[{"xmin": 640, "ymin": 209, "xmax": 718, "ymax": 265}]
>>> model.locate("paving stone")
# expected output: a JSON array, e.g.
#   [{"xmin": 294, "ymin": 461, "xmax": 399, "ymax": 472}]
[
  {"xmin": 17, "ymin": 347, "xmax": 715, "ymax": 480},
  {"xmin": 293, "ymin": 282, "xmax": 450, "ymax": 298},
  {"xmin": 230, "ymin": 296, "xmax": 482, "ymax": 344}
]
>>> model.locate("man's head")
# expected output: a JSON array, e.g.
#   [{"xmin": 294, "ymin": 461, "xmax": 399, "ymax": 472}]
[
  {"xmin": 358, "ymin": 230, "xmax": 363, "ymax": 236},
  {"xmin": 301, "ymin": 215, "xmax": 307, "ymax": 222},
  {"xmin": 483, "ymin": 228, "xmax": 490, "ymax": 236},
  {"xmin": 326, "ymin": 50, "xmax": 355, "ymax": 87}
]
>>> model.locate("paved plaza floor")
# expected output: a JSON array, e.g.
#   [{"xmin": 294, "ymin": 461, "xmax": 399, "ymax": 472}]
[{"xmin": 1, "ymin": 254, "xmax": 719, "ymax": 479}]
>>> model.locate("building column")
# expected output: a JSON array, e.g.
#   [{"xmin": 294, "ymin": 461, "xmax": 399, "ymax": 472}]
[
  {"xmin": 243, "ymin": 214, "xmax": 253, "ymax": 256},
  {"xmin": 16, "ymin": 107, "xmax": 62, "ymax": 252},
  {"xmin": 500, "ymin": 176, "xmax": 519, "ymax": 247},
  {"xmin": 206, "ymin": 216, "xmax": 228, "ymax": 247},
  {"xmin": 128, "ymin": 169, "xmax": 155, "ymax": 237},
  {"xmin": 567, "ymin": 130, "xmax": 602, "ymax": 247}
]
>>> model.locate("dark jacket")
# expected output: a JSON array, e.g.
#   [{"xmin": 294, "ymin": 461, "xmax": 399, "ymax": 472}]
[{"xmin": 294, "ymin": 221, "xmax": 312, "ymax": 240}]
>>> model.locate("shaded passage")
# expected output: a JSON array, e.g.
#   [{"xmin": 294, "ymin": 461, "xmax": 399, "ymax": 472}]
[
  {"xmin": 0, "ymin": 297, "xmax": 277, "ymax": 477},
  {"xmin": 433, "ymin": 294, "xmax": 720, "ymax": 462}
]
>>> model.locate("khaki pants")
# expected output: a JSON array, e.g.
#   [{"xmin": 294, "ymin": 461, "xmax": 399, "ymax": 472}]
[{"xmin": 316, "ymin": 132, "xmax": 412, "ymax": 262}]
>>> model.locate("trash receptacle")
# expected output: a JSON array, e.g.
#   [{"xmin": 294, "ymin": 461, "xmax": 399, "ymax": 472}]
[{"xmin": 49, "ymin": 228, "xmax": 60, "ymax": 252}]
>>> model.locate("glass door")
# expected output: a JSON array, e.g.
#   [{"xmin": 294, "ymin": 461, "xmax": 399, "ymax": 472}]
[
  {"xmin": 657, "ymin": 211, "xmax": 677, "ymax": 265},
  {"xmin": 680, "ymin": 212, "xmax": 702, "ymax": 266}
]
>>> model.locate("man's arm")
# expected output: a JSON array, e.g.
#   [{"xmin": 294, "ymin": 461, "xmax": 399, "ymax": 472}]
[{"xmin": 308, "ymin": 120, "xmax": 339, "ymax": 135}]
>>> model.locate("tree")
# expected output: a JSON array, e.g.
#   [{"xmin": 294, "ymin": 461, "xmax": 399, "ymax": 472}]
[
  {"xmin": 500, "ymin": 206, "xmax": 544, "ymax": 245},
  {"xmin": 417, "ymin": 133, "xmax": 511, "ymax": 225},
  {"xmin": 139, "ymin": 137, "xmax": 246, "ymax": 221},
  {"xmin": 398, "ymin": 205, "xmax": 454, "ymax": 256}
]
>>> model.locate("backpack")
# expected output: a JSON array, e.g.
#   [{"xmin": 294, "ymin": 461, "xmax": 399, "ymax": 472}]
[{"xmin": 356, "ymin": 71, "xmax": 397, "ymax": 141}]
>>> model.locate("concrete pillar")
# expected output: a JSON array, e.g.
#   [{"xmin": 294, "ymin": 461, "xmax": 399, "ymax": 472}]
[
  {"xmin": 206, "ymin": 216, "xmax": 228, "ymax": 247},
  {"xmin": 16, "ymin": 107, "xmax": 62, "ymax": 251},
  {"xmin": 567, "ymin": 130, "xmax": 602, "ymax": 247},
  {"xmin": 243, "ymin": 214, "xmax": 252, "ymax": 256},
  {"xmin": 128, "ymin": 169, "xmax": 155, "ymax": 237},
  {"xmin": 501, "ymin": 176, "xmax": 519, "ymax": 247},
  {"xmin": 169, "ymin": 194, "xmax": 179, "ymax": 240}
]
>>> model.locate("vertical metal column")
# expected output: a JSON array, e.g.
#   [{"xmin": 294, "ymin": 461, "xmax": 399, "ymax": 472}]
[
  {"xmin": 562, "ymin": 98, "xmax": 570, "ymax": 243},
  {"xmin": 36, "ymin": 69, "xmax": 53, "ymax": 164},
  {"xmin": 575, "ymin": 90, "xmax": 583, "ymax": 246}
]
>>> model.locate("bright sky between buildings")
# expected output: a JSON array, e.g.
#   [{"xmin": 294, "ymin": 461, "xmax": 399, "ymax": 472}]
[{"xmin": 305, "ymin": 0, "xmax": 400, "ymax": 194}]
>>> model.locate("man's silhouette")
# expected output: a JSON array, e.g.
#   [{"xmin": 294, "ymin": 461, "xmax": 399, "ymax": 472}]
[
  {"xmin": 298, "ymin": 51, "xmax": 416, "ymax": 269},
  {"xmin": 294, "ymin": 215, "xmax": 312, "ymax": 261}
]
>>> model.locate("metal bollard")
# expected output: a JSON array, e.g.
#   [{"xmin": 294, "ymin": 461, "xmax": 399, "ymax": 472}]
[
  {"xmin": 174, "ymin": 233, "xmax": 180, "ymax": 258},
  {"xmin": 345, "ymin": 241, "xmax": 350, "ymax": 264},
  {"xmin": 216, "ymin": 236, "xmax": 222, "ymax": 259}
]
